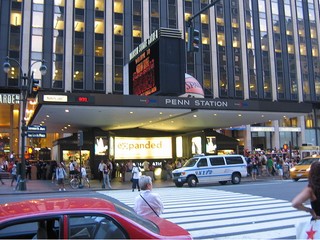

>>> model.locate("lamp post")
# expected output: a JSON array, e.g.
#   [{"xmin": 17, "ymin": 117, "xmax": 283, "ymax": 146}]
[{"xmin": 3, "ymin": 56, "xmax": 47, "ymax": 191}]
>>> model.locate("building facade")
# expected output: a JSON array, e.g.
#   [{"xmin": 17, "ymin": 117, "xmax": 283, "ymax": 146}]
[{"xmin": 1, "ymin": 0, "xmax": 320, "ymax": 157}]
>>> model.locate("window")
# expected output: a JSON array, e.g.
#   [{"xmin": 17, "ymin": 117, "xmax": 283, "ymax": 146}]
[
  {"xmin": 197, "ymin": 159, "xmax": 208, "ymax": 167},
  {"xmin": 0, "ymin": 218, "xmax": 60, "ymax": 239},
  {"xmin": 225, "ymin": 156, "xmax": 244, "ymax": 165},
  {"xmin": 209, "ymin": 157, "xmax": 225, "ymax": 166},
  {"xmin": 69, "ymin": 215, "xmax": 126, "ymax": 239}
]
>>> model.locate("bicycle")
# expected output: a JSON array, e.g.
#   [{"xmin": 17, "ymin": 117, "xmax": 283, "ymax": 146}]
[{"xmin": 69, "ymin": 173, "xmax": 90, "ymax": 189}]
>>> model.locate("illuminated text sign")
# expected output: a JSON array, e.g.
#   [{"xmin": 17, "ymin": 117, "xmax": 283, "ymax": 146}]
[{"xmin": 115, "ymin": 137, "xmax": 172, "ymax": 159}]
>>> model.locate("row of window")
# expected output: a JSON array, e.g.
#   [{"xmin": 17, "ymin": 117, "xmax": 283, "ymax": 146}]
[{"xmin": 4, "ymin": 0, "xmax": 320, "ymax": 100}]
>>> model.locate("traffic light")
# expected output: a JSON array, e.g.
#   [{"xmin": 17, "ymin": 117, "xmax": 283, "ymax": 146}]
[
  {"xmin": 28, "ymin": 72, "xmax": 40, "ymax": 98},
  {"xmin": 192, "ymin": 29, "xmax": 200, "ymax": 52},
  {"xmin": 187, "ymin": 27, "xmax": 200, "ymax": 52}
]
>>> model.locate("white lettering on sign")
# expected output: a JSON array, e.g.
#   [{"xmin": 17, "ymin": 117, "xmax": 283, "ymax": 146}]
[
  {"xmin": 194, "ymin": 100, "xmax": 228, "ymax": 107},
  {"xmin": 43, "ymin": 95, "xmax": 68, "ymax": 102},
  {"xmin": 164, "ymin": 98, "xmax": 228, "ymax": 108},
  {"xmin": 115, "ymin": 137, "xmax": 172, "ymax": 160},
  {"xmin": 129, "ymin": 30, "xmax": 159, "ymax": 61},
  {"xmin": 165, "ymin": 99, "xmax": 190, "ymax": 106},
  {"xmin": 0, "ymin": 94, "xmax": 20, "ymax": 104}
]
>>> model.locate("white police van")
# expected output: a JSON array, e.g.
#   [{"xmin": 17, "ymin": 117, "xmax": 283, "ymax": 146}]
[{"xmin": 172, "ymin": 155, "xmax": 247, "ymax": 187}]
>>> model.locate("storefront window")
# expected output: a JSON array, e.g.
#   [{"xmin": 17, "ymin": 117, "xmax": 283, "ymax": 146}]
[
  {"xmin": 192, "ymin": 137, "xmax": 202, "ymax": 155},
  {"xmin": 206, "ymin": 136, "xmax": 216, "ymax": 154},
  {"xmin": 176, "ymin": 136, "xmax": 183, "ymax": 158},
  {"xmin": 62, "ymin": 150, "xmax": 90, "ymax": 169},
  {"xmin": 95, "ymin": 136, "xmax": 108, "ymax": 155}
]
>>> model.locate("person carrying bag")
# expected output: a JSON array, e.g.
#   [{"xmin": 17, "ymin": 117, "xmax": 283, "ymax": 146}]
[{"xmin": 292, "ymin": 161, "xmax": 320, "ymax": 239}]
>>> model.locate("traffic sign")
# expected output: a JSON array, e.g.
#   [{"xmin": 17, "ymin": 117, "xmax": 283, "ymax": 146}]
[
  {"xmin": 27, "ymin": 125, "xmax": 46, "ymax": 132},
  {"xmin": 27, "ymin": 133, "xmax": 46, "ymax": 138}
]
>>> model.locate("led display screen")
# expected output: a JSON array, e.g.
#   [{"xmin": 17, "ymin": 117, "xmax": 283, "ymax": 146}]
[{"xmin": 129, "ymin": 31, "xmax": 185, "ymax": 96}]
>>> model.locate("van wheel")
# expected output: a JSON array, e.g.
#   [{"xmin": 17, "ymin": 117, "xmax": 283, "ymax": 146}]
[
  {"xmin": 231, "ymin": 173, "xmax": 241, "ymax": 184},
  {"xmin": 219, "ymin": 181, "xmax": 227, "ymax": 185},
  {"xmin": 293, "ymin": 178, "xmax": 300, "ymax": 182},
  {"xmin": 175, "ymin": 182, "xmax": 183, "ymax": 187},
  {"xmin": 187, "ymin": 176, "xmax": 197, "ymax": 187}
]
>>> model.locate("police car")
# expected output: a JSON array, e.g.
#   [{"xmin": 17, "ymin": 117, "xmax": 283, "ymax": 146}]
[{"xmin": 172, "ymin": 155, "xmax": 248, "ymax": 187}]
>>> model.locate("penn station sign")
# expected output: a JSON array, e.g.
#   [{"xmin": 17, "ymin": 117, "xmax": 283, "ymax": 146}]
[
  {"xmin": 0, "ymin": 93, "xmax": 20, "ymax": 104},
  {"xmin": 115, "ymin": 137, "xmax": 172, "ymax": 160}
]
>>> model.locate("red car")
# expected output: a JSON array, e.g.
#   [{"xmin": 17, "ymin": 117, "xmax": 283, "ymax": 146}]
[{"xmin": 0, "ymin": 197, "xmax": 192, "ymax": 239}]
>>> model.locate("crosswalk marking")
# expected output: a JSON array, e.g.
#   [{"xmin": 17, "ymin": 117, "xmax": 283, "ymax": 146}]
[{"xmin": 97, "ymin": 188, "xmax": 310, "ymax": 239}]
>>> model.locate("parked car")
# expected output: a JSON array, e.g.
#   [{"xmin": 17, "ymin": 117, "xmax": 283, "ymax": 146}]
[
  {"xmin": 172, "ymin": 154, "xmax": 247, "ymax": 187},
  {"xmin": 0, "ymin": 197, "xmax": 192, "ymax": 239},
  {"xmin": 290, "ymin": 155, "xmax": 320, "ymax": 181}
]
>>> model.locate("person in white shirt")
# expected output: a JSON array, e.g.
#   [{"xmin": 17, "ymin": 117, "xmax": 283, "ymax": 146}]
[
  {"xmin": 131, "ymin": 163, "xmax": 141, "ymax": 192},
  {"xmin": 134, "ymin": 175, "xmax": 164, "ymax": 217},
  {"xmin": 98, "ymin": 160, "xmax": 105, "ymax": 182},
  {"xmin": 69, "ymin": 160, "xmax": 75, "ymax": 177}
]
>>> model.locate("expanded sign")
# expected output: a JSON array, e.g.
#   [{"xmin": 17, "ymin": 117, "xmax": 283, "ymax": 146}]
[{"xmin": 115, "ymin": 137, "xmax": 172, "ymax": 159}]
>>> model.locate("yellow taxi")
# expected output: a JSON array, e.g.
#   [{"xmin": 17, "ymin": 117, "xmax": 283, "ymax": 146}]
[{"xmin": 290, "ymin": 155, "xmax": 320, "ymax": 181}]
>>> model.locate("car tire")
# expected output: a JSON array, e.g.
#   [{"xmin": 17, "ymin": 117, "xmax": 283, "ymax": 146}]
[
  {"xmin": 219, "ymin": 181, "xmax": 228, "ymax": 185},
  {"xmin": 293, "ymin": 178, "xmax": 300, "ymax": 182},
  {"xmin": 175, "ymin": 182, "xmax": 183, "ymax": 187},
  {"xmin": 231, "ymin": 173, "xmax": 241, "ymax": 184},
  {"xmin": 187, "ymin": 176, "xmax": 197, "ymax": 187}
]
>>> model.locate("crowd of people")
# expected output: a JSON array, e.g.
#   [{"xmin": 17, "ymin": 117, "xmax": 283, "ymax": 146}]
[{"xmin": 244, "ymin": 149, "xmax": 300, "ymax": 181}]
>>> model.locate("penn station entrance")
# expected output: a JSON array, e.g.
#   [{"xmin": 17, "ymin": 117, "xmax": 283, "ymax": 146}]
[{"xmin": 52, "ymin": 127, "xmax": 240, "ymax": 181}]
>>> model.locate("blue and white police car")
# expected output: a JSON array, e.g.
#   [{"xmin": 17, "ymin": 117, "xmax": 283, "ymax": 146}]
[{"xmin": 172, "ymin": 155, "xmax": 248, "ymax": 187}]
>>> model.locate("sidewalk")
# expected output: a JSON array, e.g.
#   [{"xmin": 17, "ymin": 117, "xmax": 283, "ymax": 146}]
[
  {"xmin": 0, "ymin": 177, "xmax": 175, "ymax": 195},
  {"xmin": 0, "ymin": 175, "xmax": 277, "ymax": 195}
]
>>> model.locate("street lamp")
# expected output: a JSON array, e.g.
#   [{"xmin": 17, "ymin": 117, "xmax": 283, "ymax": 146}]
[{"xmin": 3, "ymin": 56, "xmax": 47, "ymax": 191}]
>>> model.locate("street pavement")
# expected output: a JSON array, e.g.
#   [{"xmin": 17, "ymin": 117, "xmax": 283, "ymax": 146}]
[
  {"xmin": 0, "ymin": 175, "xmax": 278, "ymax": 195},
  {"xmin": 100, "ymin": 186, "xmax": 307, "ymax": 239}
]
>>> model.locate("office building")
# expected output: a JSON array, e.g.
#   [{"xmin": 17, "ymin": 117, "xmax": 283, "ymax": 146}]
[{"xmin": 0, "ymin": 0, "xmax": 320, "ymax": 163}]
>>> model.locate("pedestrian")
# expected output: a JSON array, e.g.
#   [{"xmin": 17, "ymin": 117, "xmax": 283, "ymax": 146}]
[
  {"xmin": 131, "ymin": 163, "xmax": 141, "ymax": 192},
  {"xmin": 26, "ymin": 160, "xmax": 32, "ymax": 180},
  {"xmin": 251, "ymin": 157, "xmax": 258, "ymax": 181},
  {"xmin": 3, "ymin": 156, "xmax": 8, "ymax": 171},
  {"xmin": 134, "ymin": 175, "xmax": 164, "ymax": 217},
  {"xmin": 276, "ymin": 158, "xmax": 284, "ymax": 180},
  {"xmin": 81, "ymin": 165, "xmax": 90, "ymax": 187},
  {"xmin": 51, "ymin": 161, "xmax": 57, "ymax": 183},
  {"xmin": 56, "ymin": 163, "xmax": 67, "ymax": 191},
  {"xmin": 0, "ymin": 172, "xmax": 4, "ymax": 185},
  {"xmin": 9, "ymin": 151, "xmax": 14, "ymax": 162},
  {"xmin": 266, "ymin": 156, "xmax": 274, "ymax": 176},
  {"xmin": 69, "ymin": 159, "xmax": 75, "ymax": 178},
  {"xmin": 102, "ymin": 162, "xmax": 112, "ymax": 189},
  {"xmin": 292, "ymin": 161, "xmax": 320, "ymax": 219},
  {"xmin": 143, "ymin": 160, "xmax": 150, "ymax": 172},
  {"xmin": 120, "ymin": 163, "xmax": 126, "ymax": 182},
  {"xmin": 106, "ymin": 159, "xmax": 113, "ymax": 181},
  {"xmin": 14, "ymin": 161, "xmax": 22, "ymax": 190},
  {"xmin": 98, "ymin": 160, "xmax": 105, "ymax": 182}
]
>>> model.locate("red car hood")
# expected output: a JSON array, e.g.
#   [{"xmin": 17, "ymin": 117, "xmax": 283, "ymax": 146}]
[{"xmin": 146, "ymin": 215, "xmax": 192, "ymax": 239}]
